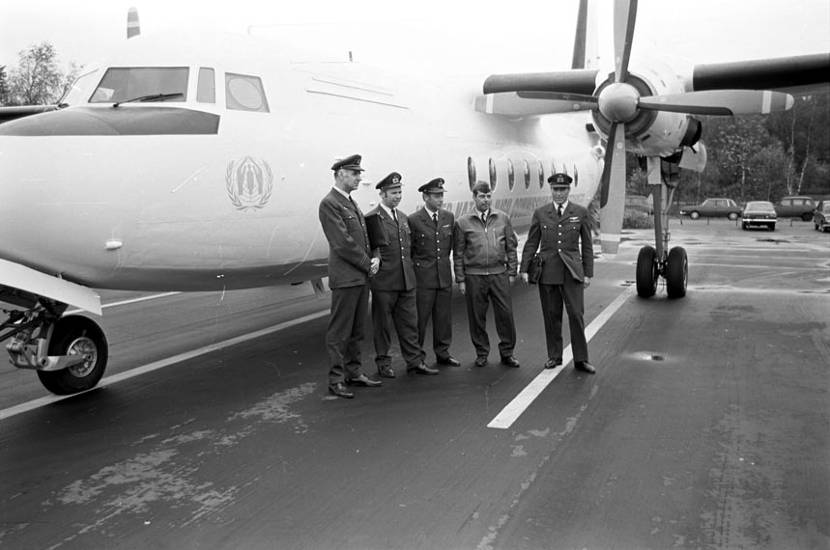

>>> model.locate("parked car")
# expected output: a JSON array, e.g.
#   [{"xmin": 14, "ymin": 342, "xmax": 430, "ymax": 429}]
[
  {"xmin": 814, "ymin": 200, "xmax": 830, "ymax": 232},
  {"xmin": 741, "ymin": 201, "xmax": 777, "ymax": 231},
  {"xmin": 775, "ymin": 196, "xmax": 816, "ymax": 221},
  {"xmin": 681, "ymin": 198, "xmax": 741, "ymax": 220}
]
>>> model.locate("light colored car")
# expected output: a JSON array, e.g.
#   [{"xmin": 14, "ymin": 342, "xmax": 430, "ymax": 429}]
[
  {"xmin": 681, "ymin": 198, "xmax": 741, "ymax": 220},
  {"xmin": 814, "ymin": 200, "xmax": 830, "ymax": 232},
  {"xmin": 741, "ymin": 201, "xmax": 777, "ymax": 231}
]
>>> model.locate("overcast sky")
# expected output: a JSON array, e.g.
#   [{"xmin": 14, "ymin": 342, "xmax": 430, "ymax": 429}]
[{"xmin": 2, "ymin": 0, "xmax": 829, "ymax": 76}]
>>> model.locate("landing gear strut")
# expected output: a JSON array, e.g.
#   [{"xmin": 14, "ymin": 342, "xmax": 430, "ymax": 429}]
[
  {"xmin": 635, "ymin": 157, "xmax": 688, "ymax": 299},
  {"xmin": 1, "ymin": 297, "xmax": 108, "ymax": 395}
]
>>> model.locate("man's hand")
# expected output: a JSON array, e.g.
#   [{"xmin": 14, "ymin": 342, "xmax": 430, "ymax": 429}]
[
  {"xmin": 457, "ymin": 282, "xmax": 466, "ymax": 296},
  {"xmin": 509, "ymin": 275, "xmax": 516, "ymax": 285},
  {"xmin": 369, "ymin": 257, "xmax": 381, "ymax": 276},
  {"xmin": 583, "ymin": 276, "xmax": 591, "ymax": 288},
  {"xmin": 520, "ymin": 273, "xmax": 528, "ymax": 284}
]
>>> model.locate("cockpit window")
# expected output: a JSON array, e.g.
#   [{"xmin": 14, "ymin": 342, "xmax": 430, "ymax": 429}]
[
  {"xmin": 197, "ymin": 67, "xmax": 216, "ymax": 103},
  {"xmin": 89, "ymin": 67, "xmax": 188, "ymax": 103},
  {"xmin": 225, "ymin": 73, "xmax": 269, "ymax": 112},
  {"xmin": 61, "ymin": 69, "xmax": 100, "ymax": 105}
]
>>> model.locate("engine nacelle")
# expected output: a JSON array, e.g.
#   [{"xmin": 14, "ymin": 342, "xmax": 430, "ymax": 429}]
[{"xmin": 591, "ymin": 56, "xmax": 701, "ymax": 159}]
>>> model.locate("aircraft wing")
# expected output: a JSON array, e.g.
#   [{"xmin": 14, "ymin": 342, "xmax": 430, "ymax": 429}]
[{"xmin": 692, "ymin": 53, "xmax": 830, "ymax": 95}]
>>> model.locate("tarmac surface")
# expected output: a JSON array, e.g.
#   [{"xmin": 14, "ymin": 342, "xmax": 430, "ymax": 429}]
[{"xmin": 1, "ymin": 219, "xmax": 828, "ymax": 549}]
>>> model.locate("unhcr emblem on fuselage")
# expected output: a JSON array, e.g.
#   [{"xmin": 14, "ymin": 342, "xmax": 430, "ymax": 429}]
[{"xmin": 226, "ymin": 156, "xmax": 273, "ymax": 210}]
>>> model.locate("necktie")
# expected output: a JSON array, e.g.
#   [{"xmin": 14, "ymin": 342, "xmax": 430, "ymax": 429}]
[
  {"xmin": 392, "ymin": 209, "xmax": 398, "ymax": 224},
  {"xmin": 557, "ymin": 204, "xmax": 563, "ymax": 217},
  {"xmin": 481, "ymin": 212, "xmax": 487, "ymax": 226},
  {"xmin": 432, "ymin": 212, "xmax": 438, "ymax": 225}
]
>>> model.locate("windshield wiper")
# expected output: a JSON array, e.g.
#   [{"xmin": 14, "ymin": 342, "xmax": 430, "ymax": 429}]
[{"xmin": 113, "ymin": 92, "xmax": 184, "ymax": 108}]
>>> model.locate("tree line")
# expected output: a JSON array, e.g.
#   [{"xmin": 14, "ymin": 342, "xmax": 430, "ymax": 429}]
[{"xmin": 2, "ymin": 42, "xmax": 829, "ymax": 203}]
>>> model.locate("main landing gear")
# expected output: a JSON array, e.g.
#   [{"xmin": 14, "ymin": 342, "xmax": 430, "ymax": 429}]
[
  {"xmin": 636, "ymin": 244, "xmax": 687, "ymax": 298},
  {"xmin": 1, "ymin": 298, "xmax": 108, "ymax": 394},
  {"xmin": 635, "ymin": 156, "xmax": 688, "ymax": 300}
]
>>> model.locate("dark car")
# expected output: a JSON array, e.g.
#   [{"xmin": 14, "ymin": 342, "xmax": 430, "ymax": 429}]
[
  {"xmin": 681, "ymin": 198, "xmax": 741, "ymax": 220},
  {"xmin": 741, "ymin": 201, "xmax": 777, "ymax": 231},
  {"xmin": 814, "ymin": 200, "xmax": 830, "ymax": 232},
  {"xmin": 775, "ymin": 196, "xmax": 816, "ymax": 221}
]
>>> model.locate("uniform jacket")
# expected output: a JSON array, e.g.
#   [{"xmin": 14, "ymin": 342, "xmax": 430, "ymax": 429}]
[
  {"xmin": 520, "ymin": 201, "xmax": 594, "ymax": 283},
  {"xmin": 453, "ymin": 209, "xmax": 518, "ymax": 283},
  {"xmin": 365, "ymin": 206, "xmax": 416, "ymax": 292},
  {"xmin": 318, "ymin": 189, "xmax": 372, "ymax": 289},
  {"xmin": 409, "ymin": 206, "xmax": 454, "ymax": 289}
]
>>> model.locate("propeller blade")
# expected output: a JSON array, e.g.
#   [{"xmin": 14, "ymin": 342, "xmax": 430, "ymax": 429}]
[
  {"xmin": 613, "ymin": 0, "xmax": 638, "ymax": 82},
  {"xmin": 515, "ymin": 91, "xmax": 598, "ymax": 112},
  {"xmin": 599, "ymin": 122, "xmax": 627, "ymax": 254},
  {"xmin": 638, "ymin": 89, "xmax": 794, "ymax": 115}
]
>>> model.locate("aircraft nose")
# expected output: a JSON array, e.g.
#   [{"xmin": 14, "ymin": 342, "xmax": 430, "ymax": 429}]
[{"xmin": 0, "ymin": 106, "xmax": 219, "ymax": 136}]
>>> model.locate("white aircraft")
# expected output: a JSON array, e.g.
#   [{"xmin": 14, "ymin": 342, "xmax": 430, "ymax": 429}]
[{"xmin": 0, "ymin": 0, "xmax": 827, "ymax": 395}]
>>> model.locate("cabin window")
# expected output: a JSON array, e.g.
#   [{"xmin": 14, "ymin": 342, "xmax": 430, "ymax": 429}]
[
  {"xmin": 197, "ymin": 67, "xmax": 216, "ymax": 103},
  {"xmin": 523, "ymin": 160, "xmax": 531, "ymax": 190},
  {"xmin": 467, "ymin": 157, "xmax": 476, "ymax": 190},
  {"xmin": 225, "ymin": 73, "xmax": 269, "ymax": 112},
  {"xmin": 489, "ymin": 158, "xmax": 497, "ymax": 190},
  {"xmin": 507, "ymin": 160, "xmax": 515, "ymax": 190},
  {"xmin": 538, "ymin": 160, "xmax": 545, "ymax": 189},
  {"xmin": 89, "ymin": 67, "xmax": 188, "ymax": 103}
]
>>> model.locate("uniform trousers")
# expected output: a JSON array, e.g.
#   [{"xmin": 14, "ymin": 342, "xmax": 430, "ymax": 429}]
[
  {"xmin": 538, "ymin": 276, "xmax": 588, "ymax": 363},
  {"xmin": 372, "ymin": 288, "xmax": 425, "ymax": 368},
  {"xmin": 464, "ymin": 273, "xmax": 516, "ymax": 359},
  {"xmin": 416, "ymin": 286, "xmax": 452, "ymax": 360},
  {"xmin": 326, "ymin": 284, "xmax": 369, "ymax": 384}
]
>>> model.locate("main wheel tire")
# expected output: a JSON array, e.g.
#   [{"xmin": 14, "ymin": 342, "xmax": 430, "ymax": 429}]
[
  {"xmin": 37, "ymin": 316, "xmax": 108, "ymax": 395},
  {"xmin": 802, "ymin": 212, "xmax": 813, "ymax": 222},
  {"xmin": 689, "ymin": 211, "xmax": 700, "ymax": 220},
  {"xmin": 665, "ymin": 246, "xmax": 688, "ymax": 299},
  {"xmin": 769, "ymin": 224, "xmax": 776, "ymax": 231},
  {"xmin": 728, "ymin": 212, "xmax": 739, "ymax": 221},
  {"xmin": 742, "ymin": 222, "xmax": 748, "ymax": 230},
  {"xmin": 636, "ymin": 245, "xmax": 659, "ymax": 298}
]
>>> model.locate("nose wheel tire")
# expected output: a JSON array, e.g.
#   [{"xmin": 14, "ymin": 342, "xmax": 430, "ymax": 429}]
[
  {"xmin": 37, "ymin": 316, "xmax": 108, "ymax": 395},
  {"xmin": 665, "ymin": 246, "xmax": 688, "ymax": 299},
  {"xmin": 636, "ymin": 245, "xmax": 658, "ymax": 297}
]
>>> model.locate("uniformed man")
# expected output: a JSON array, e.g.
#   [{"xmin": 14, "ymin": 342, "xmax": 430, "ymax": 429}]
[
  {"xmin": 318, "ymin": 154, "xmax": 383, "ymax": 399},
  {"xmin": 520, "ymin": 172, "xmax": 596, "ymax": 373},
  {"xmin": 453, "ymin": 181, "xmax": 520, "ymax": 368},
  {"xmin": 408, "ymin": 178, "xmax": 460, "ymax": 367},
  {"xmin": 365, "ymin": 172, "xmax": 437, "ymax": 377}
]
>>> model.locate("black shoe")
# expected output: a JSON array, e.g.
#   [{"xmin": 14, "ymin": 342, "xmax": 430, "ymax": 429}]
[
  {"xmin": 500, "ymin": 356, "xmax": 521, "ymax": 368},
  {"xmin": 436, "ymin": 356, "xmax": 461, "ymax": 367},
  {"xmin": 328, "ymin": 382, "xmax": 355, "ymax": 399},
  {"xmin": 345, "ymin": 373, "xmax": 382, "ymax": 387},
  {"xmin": 377, "ymin": 366, "xmax": 396, "ymax": 378},
  {"xmin": 474, "ymin": 356, "xmax": 488, "ymax": 368},
  {"xmin": 544, "ymin": 358, "xmax": 562, "ymax": 369},
  {"xmin": 574, "ymin": 361, "xmax": 596, "ymax": 374},
  {"xmin": 408, "ymin": 363, "xmax": 439, "ymax": 375}
]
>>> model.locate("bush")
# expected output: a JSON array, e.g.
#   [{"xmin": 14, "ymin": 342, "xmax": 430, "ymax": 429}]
[{"xmin": 622, "ymin": 211, "xmax": 654, "ymax": 229}]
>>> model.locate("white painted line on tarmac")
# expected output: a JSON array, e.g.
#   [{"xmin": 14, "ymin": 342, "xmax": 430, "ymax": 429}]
[
  {"xmin": 66, "ymin": 292, "xmax": 182, "ymax": 315},
  {"xmin": 0, "ymin": 309, "xmax": 329, "ymax": 422},
  {"xmin": 487, "ymin": 287, "xmax": 634, "ymax": 430}
]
